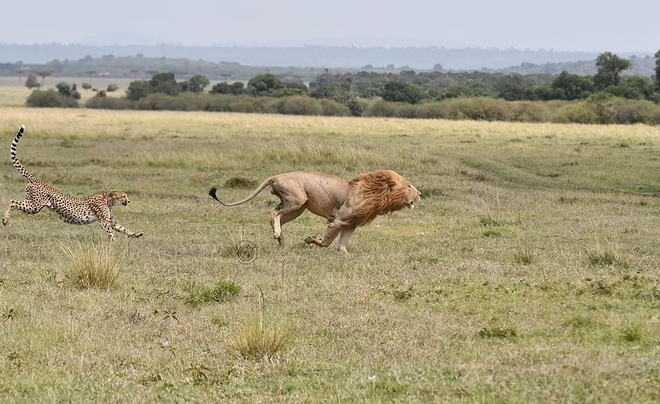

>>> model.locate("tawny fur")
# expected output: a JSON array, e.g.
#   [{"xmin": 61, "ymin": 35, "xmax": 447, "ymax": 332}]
[
  {"xmin": 3, "ymin": 125, "xmax": 143, "ymax": 240},
  {"xmin": 209, "ymin": 170, "xmax": 420, "ymax": 252}
]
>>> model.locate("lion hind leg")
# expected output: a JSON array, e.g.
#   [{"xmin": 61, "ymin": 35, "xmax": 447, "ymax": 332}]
[{"xmin": 270, "ymin": 202, "xmax": 306, "ymax": 245}]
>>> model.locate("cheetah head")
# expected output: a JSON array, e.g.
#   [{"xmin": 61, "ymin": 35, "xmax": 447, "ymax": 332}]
[{"xmin": 108, "ymin": 191, "xmax": 131, "ymax": 206}]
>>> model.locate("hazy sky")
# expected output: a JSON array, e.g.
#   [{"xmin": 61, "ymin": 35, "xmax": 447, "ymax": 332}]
[{"xmin": 1, "ymin": 0, "xmax": 658, "ymax": 52}]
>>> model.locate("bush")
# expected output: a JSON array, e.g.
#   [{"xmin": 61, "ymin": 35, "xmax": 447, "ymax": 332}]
[
  {"xmin": 26, "ymin": 89, "xmax": 79, "ymax": 108},
  {"xmin": 319, "ymin": 99, "xmax": 351, "ymax": 116},
  {"xmin": 86, "ymin": 95, "xmax": 135, "ymax": 110},
  {"xmin": 364, "ymin": 100, "xmax": 399, "ymax": 117},
  {"xmin": 416, "ymin": 103, "xmax": 446, "ymax": 119},
  {"xmin": 445, "ymin": 98, "xmax": 509, "ymax": 121},
  {"xmin": 274, "ymin": 96, "xmax": 323, "ymax": 115},
  {"xmin": 107, "ymin": 83, "xmax": 119, "ymax": 92}
]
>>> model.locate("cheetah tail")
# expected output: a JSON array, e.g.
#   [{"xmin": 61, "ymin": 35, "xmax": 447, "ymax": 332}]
[{"xmin": 10, "ymin": 125, "xmax": 38, "ymax": 183}]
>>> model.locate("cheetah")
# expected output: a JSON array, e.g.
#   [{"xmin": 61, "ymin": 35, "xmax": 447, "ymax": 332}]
[{"xmin": 3, "ymin": 125, "xmax": 143, "ymax": 240}]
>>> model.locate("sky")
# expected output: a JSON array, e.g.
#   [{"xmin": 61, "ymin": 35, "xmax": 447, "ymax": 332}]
[{"xmin": 1, "ymin": 0, "xmax": 658, "ymax": 52}]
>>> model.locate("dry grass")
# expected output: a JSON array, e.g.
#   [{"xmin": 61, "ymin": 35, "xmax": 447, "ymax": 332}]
[
  {"xmin": 1, "ymin": 103, "xmax": 660, "ymax": 402},
  {"xmin": 227, "ymin": 287, "xmax": 292, "ymax": 360},
  {"xmin": 58, "ymin": 240, "xmax": 125, "ymax": 289}
]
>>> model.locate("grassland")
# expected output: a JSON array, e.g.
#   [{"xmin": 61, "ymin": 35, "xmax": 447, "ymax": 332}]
[{"xmin": 1, "ymin": 104, "xmax": 660, "ymax": 403}]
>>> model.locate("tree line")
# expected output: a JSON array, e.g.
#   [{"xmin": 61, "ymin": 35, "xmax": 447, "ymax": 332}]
[{"xmin": 24, "ymin": 51, "xmax": 660, "ymax": 126}]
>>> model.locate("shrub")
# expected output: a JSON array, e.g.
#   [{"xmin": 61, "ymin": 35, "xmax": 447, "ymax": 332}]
[
  {"xmin": 274, "ymin": 96, "xmax": 323, "ymax": 115},
  {"xmin": 553, "ymin": 102, "xmax": 598, "ymax": 124},
  {"xmin": 107, "ymin": 83, "xmax": 119, "ymax": 92},
  {"xmin": 319, "ymin": 99, "xmax": 350, "ymax": 116},
  {"xmin": 442, "ymin": 98, "xmax": 508, "ymax": 121},
  {"xmin": 86, "ymin": 95, "xmax": 135, "ymax": 110},
  {"xmin": 416, "ymin": 103, "xmax": 446, "ymax": 119},
  {"xmin": 509, "ymin": 101, "xmax": 552, "ymax": 123},
  {"xmin": 26, "ymin": 89, "xmax": 79, "ymax": 108},
  {"xmin": 364, "ymin": 100, "xmax": 399, "ymax": 117}
]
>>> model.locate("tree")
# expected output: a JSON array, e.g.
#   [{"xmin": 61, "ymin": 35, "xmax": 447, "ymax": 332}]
[
  {"xmin": 655, "ymin": 50, "xmax": 660, "ymax": 91},
  {"xmin": 497, "ymin": 74, "xmax": 535, "ymax": 101},
  {"xmin": 56, "ymin": 81, "xmax": 71, "ymax": 97},
  {"xmin": 188, "ymin": 74, "xmax": 210, "ymax": 93},
  {"xmin": 55, "ymin": 82, "xmax": 81, "ymax": 100},
  {"xmin": 85, "ymin": 70, "xmax": 96, "ymax": 84},
  {"xmin": 551, "ymin": 71, "xmax": 594, "ymax": 100},
  {"xmin": 381, "ymin": 81, "xmax": 426, "ymax": 104},
  {"xmin": 126, "ymin": 80, "xmax": 151, "ymax": 101},
  {"xmin": 210, "ymin": 82, "xmax": 231, "ymax": 94},
  {"xmin": 593, "ymin": 52, "xmax": 631, "ymax": 90},
  {"xmin": 606, "ymin": 76, "xmax": 656, "ymax": 100},
  {"xmin": 149, "ymin": 72, "xmax": 179, "ymax": 96},
  {"xmin": 230, "ymin": 82, "xmax": 245, "ymax": 95},
  {"xmin": 36, "ymin": 70, "xmax": 52, "ymax": 86},
  {"xmin": 247, "ymin": 74, "xmax": 283, "ymax": 96},
  {"xmin": 25, "ymin": 73, "xmax": 40, "ymax": 89},
  {"xmin": 432, "ymin": 63, "xmax": 444, "ymax": 71}
]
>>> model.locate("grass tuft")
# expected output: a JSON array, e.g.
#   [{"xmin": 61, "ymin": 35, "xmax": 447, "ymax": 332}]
[
  {"xmin": 621, "ymin": 325, "xmax": 643, "ymax": 342},
  {"xmin": 187, "ymin": 281, "xmax": 242, "ymax": 306},
  {"xmin": 513, "ymin": 246, "xmax": 537, "ymax": 265},
  {"xmin": 585, "ymin": 239, "xmax": 625, "ymax": 266},
  {"xmin": 224, "ymin": 177, "xmax": 258, "ymax": 189},
  {"xmin": 478, "ymin": 327, "xmax": 518, "ymax": 339},
  {"xmin": 58, "ymin": 241, "xmax": 124, "ymax": 290},
  {"xmin": 228, "ymin": 286, "xmax": 292, "ymax": 360}
]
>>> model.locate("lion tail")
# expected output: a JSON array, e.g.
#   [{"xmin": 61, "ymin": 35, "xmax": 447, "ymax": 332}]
[{"xmin": 208, "ymin": 176, "xmax": 274, "ymax": 207}]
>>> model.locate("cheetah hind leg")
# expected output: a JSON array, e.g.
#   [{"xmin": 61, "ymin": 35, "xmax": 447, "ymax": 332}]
[{"xmin": 3, "ymin": 199, "xmax": 47, "ymax": 226}]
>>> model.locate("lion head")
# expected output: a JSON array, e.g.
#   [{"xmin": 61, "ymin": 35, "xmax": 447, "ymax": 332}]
[{"xmin": 349, "ymin": 170, "xmax": 421, "ymax": 226}]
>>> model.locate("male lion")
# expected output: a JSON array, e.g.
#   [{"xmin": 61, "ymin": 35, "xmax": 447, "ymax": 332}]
[{"xmin": 208, "ymin": 170, "xmax": 421, "ymax": 252}]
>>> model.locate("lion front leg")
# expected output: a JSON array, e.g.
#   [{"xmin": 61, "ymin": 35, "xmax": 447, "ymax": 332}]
[{"xmin": 305, "ymin": 220, "xmax": 346, "ymax": 252}]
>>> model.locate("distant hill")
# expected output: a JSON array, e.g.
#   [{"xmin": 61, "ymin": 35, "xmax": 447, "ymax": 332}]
[
  {"xmin": 492, "ymin": 55, "xmax": 655, "ymax": 77},
  {"xmin": 1, "ymin": 43, "xmax": 651, "ymax": 71}
]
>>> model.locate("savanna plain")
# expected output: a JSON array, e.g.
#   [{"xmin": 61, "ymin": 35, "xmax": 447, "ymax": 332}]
[{"xmin": 1, "ymin": 101, "xmax": 660, "ymax": 403}]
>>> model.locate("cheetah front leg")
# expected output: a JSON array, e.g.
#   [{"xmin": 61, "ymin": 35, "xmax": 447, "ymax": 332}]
[
  {"xmin": 113, "ymin": 222, "xmax": 143, "ymax": 239},
  {"xmin": 3, "ymin": 199, "xmax": 47, "ymax": 226},
  {"xmin": 98, "ymin": 218, "xmax": 143, "ymax": 240}
]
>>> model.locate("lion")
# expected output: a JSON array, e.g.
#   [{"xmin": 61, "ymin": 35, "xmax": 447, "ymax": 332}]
[{"xmin": 208, "ymin": 170, "xmax": 421, "ymax": 252}]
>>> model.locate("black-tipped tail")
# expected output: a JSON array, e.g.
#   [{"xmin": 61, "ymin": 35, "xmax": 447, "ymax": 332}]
[{"xmin": 209, "ymin": 187, "xmax": 220, "ymax": 202}]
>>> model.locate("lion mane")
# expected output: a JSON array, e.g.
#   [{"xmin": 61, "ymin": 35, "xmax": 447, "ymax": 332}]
[
  {"xmin": 209, "ymin": 169, "xmax": 421, "ymax": 252},
  {"xmin": 348, "ymin": 170, "xmax": 416, "ymax": 227}
]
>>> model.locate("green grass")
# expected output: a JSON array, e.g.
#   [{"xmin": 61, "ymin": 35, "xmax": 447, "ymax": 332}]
[{"xmin": 1, "ymin": 106, "xmax": 660, "ymax": 402}]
